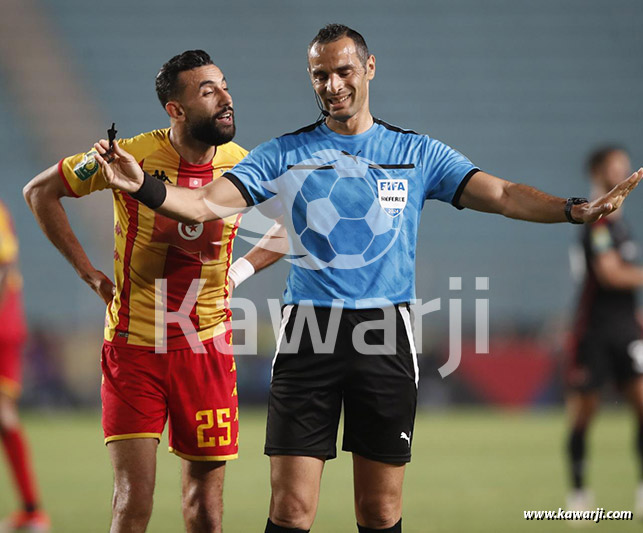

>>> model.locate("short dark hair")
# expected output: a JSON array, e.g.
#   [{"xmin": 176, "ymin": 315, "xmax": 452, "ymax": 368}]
[
  {"xmin": 586, "ymin": 145, "xmax": 628, "ymax": 175},
  {"xmin": 155, "ymin": 50, "xmax": 214, "ymax": 107},
  {"xmin": 308, "ymin": 24, "xmax": 370, "ymax": 66}
]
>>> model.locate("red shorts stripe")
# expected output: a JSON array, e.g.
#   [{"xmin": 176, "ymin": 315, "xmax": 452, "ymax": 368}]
[
  {"xmin": 168, "ymin": 447, "xmax": 238, "ymax": 462},
  {"xmin": 105, "ymin": 433, "xmax": 162, "ymax": 444}
]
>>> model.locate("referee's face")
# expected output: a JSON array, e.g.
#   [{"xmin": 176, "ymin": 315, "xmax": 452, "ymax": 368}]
[{"xmin": 308, "ymin": 37, "xmax": 375, "ymax": 123}]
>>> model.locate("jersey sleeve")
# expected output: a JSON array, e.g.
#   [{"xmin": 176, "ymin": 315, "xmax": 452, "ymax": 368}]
[
  {"xmin": 223, "ymin": 138, "xmax": 283, "ymax": 206},
  {"xmin": 256, "ymin": 195, "xmax": 285, "ymax": 220},
  {"xmin": 422, "ymin": 138, "xmax": 478, "ymax": 208},
  {"xmin": 58, "ymin": 148, "xmax": 109, "ymax": 198},
  {"xmin": 58, "ymin": 130, "xmax": 167, "ymax": 198},
  {"xmin": 0, "ymin": 205, "xmax": 18, "ymax": 265}
]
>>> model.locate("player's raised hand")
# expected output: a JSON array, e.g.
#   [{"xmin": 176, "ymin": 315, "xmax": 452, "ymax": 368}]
[
  {"xmin": 573, "ymin": 168, "xmax": 643, "ymax": 223},
  {"xmin": 93, "ymin": 139, "xmax": 144, "ymax": 193}
]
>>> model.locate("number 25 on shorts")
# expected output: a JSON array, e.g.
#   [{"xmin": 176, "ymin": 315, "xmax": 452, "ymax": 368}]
[{"xmin": 196, "ymin": 409, "xmax": 231, "ymax": 448}]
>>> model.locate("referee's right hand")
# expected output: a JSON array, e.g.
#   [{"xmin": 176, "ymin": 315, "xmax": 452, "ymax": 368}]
[
  {"xmin": 94, "ymin": 139, "xmax": 145, "ymax": 193},
  {"xmin": 574, "ymin": 167, "xmax": 643, "ymax": 223}
]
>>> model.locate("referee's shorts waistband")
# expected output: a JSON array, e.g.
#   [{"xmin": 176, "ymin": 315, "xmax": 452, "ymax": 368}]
[{"xmin": 281, "ymin": 302, "xmax": 410, "ymax": 312}]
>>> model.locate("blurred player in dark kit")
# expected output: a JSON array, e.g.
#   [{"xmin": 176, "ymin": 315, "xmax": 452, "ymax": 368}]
[{"xmin": 566, "ymin": 146, "xmax": 643, "ymax": 515}]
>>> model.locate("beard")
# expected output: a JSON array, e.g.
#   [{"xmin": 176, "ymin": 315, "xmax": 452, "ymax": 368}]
[{"xmin": 187, "ymin": 107, "xmax": 236, "ymax": 146}]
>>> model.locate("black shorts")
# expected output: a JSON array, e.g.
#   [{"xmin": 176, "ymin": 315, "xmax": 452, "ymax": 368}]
[
  {"xmin": 568, "ymin": 321, "xmax": 643, "ymax": 392},
  {"xmin": 265, "ymin": 304, "xmax": 418, "ymax": 464}
]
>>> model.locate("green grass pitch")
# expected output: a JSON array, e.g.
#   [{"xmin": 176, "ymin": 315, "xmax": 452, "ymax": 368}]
[{"xmin": 1, "ymin": 408, "xmax": 640, "ymax": 532}]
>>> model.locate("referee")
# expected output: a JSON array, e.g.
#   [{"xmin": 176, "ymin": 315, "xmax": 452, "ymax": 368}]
[{"xmin": 93, "ymin": 24, "xmax": 642, "ymax": 533}]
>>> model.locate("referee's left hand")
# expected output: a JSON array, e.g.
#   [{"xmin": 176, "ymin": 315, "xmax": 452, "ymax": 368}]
[{"xmin": 573, "ymin": 167, "xmax": 643, "ymax": 223}]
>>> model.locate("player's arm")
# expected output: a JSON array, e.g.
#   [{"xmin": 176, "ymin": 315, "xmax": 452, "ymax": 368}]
[
  {"xmin": 93, "ymin": 139, "xmax": 247, "ymax": 223},
  {"xmin": 458, "ymin": 169, "xmax": 643, "ymax": 223},
  {"xmin": 592, "ymin": 250, "xmax": 643, "ymax": 290},
  {"xmin": 229, "ymin": 218, "xmax": 288, "ymax": 290},
  {"xmin": 23, "ymin": 164, "xmax": 115, "ymax": 304}
]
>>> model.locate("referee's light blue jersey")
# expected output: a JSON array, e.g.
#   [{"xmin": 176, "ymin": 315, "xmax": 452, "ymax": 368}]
[{"xmin": 226, "ymin": 119, "xmax": 478, "ymax": 308}]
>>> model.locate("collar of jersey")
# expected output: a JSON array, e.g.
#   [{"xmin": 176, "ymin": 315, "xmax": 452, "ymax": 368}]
[{"xmin": 319, "ymin": 120, "xmax": 379, "ymax": 142}]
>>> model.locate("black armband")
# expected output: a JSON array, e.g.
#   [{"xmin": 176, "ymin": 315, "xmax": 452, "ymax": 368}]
[{"xmin": 130, "ymin": 171, "xmax": 167, "ymax": 209}]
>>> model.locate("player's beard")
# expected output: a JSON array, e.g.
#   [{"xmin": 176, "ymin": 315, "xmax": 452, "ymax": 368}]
[{"xmin": 188, "ymin": 107, "xmax": 236, "ymax": 146}]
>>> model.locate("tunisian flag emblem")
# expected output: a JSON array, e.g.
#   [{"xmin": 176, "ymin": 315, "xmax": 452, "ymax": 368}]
[{"xmin": 151, "ymin": 214, "xmax": 224, "ymax": 263}]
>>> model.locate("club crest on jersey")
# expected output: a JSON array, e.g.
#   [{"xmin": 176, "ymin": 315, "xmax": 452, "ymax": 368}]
[
  {"xmin": 377, "ymin": 179, "xmax": 408, "ymax": 217},
  {"xmin": 73, "ymin": 150, "xmax": 99, "ymax": 181},
  {"xmin": 152, "ymin": 215, "xmax": 223, "ymax": 263},
  {"xmin": 178, "ymin": 223, "xmax": 204, "ymax": 241}
]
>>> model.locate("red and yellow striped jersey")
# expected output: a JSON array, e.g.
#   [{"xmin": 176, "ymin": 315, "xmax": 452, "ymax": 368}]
[
  {"xmin": 0, "ymin": 200, "xmax": 26, "ymax": 343},
  {"xmin": 0, "ymin": 200, "xmax": 22, "ymax": 292},
  {"xmin": 58, "ymin": 129, "xmax": 247, "ymax": 349}
]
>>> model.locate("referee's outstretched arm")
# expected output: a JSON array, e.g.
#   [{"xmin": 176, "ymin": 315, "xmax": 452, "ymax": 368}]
[
  {"xmin": 93, "ymin": 139, "xmax": 248, "ymax": 224},
  {"xmin": 94, "ymin": 138, "xmax": 642, "ymax": 227},
  {"xmin": 458, "ymin": 169, "xmax": 643, "ymax": 224}
]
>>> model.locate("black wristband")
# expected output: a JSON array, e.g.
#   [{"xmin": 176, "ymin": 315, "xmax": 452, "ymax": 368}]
[
  {"xmin": 130, "ymin": 171, "xmax": 167, "ymax": 209},
  {"xmin": 565, "ymin": 197, "xmax": 588, "ymax": 224}
]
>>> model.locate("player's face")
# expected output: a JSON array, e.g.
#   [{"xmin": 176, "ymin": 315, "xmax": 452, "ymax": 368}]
[
  {"xmin": 175, "ymin": 64, "xmax": 235, "ymax": 146},
  {"xmin": 601, "ymin": 150, "xmax": 630, "ymax": 189},
  {"xmin": 308, "ymin": 37, "xmax": 375, "ymax": 122}
]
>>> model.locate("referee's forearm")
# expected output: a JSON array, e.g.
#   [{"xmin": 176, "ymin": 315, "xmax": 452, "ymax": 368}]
[
  {"xmin": 152, "ymin": 174, "xmax": 247, "ymax": 224},
  {"xmin": 501, "ymin": 183, "xmax": 567, "ymax": 223},
  {"xmin": 155, "ymin": 185, "xmax": 211, "ymax": 224}
]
